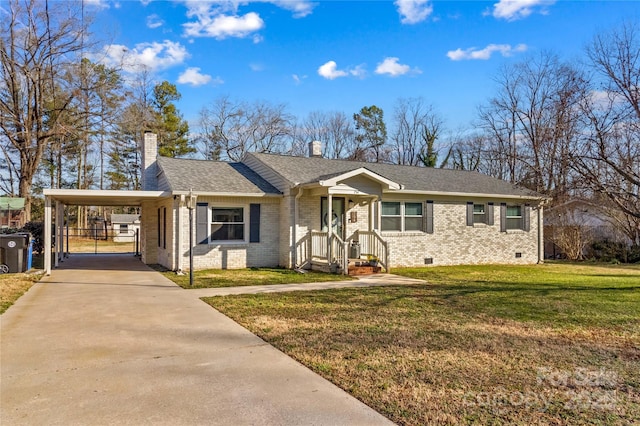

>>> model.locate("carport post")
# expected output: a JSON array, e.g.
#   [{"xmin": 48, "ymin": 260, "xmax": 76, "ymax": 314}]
[{"xmin": 44, "ymin": 196, "xmax": 52, "ymax": 275}]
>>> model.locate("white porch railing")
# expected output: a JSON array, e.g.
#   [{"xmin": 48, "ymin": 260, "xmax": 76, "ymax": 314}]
[
  {"xmin": 307, "ymin": 231, "xmax": 348, "ymax": 274},
  {"xmin": 299, "ymin": 229, "xmax": 389, "ymax": 274},
  {"xmin": 353, "ymin": 230, "xmax": 390, "ymax": 273}
]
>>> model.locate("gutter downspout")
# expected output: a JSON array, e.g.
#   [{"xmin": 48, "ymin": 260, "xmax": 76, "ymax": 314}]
[
  {"xmin": 293, "ymin": 187, "xmax": 303, "ymax": 268},
  {"xmin": 537, "ymin": 204, "xmax": 544, "ymax": 264}
]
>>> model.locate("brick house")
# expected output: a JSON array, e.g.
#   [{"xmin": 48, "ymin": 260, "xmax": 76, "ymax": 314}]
[
  {"xmin": 140, "ymin": 133, "xmax": 548, "ymax": 274},
  {"xmin": 43, "ymin": 133, "xmax": 548, "ymax": 274}
]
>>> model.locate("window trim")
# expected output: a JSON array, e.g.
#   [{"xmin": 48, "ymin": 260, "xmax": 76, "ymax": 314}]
[
  {"xmin": 473, "ymin": 203, "xmax": 487, "ymax": 225},
  {"xmin": 505, "ymin": 204, "xmax": 523, "ymax": 231},
  {"xmin": 209, "ymin": 204, "xmax": 248, "ymax": 244},
  {"xmin": 380, "ymin": 201, "xmax": 424, "ymax": 233}
]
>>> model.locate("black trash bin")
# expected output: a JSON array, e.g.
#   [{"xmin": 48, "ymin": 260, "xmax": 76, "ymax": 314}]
[{"xmin": 0, "ymin": 234, "xmax": 30, "ymax": 273}]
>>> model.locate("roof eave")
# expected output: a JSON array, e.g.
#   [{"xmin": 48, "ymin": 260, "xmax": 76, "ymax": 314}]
[
  {"xmin": 387, "ymin": 189, "xmax": 551, "ymax": 202},
  {"xmin": 171, "ymin": 190, "xmax": 282, "ymax": 198}
]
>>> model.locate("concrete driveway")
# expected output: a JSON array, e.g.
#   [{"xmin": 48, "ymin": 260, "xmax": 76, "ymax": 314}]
[{"xmin": 1, "ymin": 254, "xmax": 393, "ymax": 425}]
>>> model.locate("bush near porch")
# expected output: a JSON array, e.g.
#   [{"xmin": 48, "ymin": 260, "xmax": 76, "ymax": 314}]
[{"xmin": 204, "ymin": 263, "xmax": 640, "ymax": 425}]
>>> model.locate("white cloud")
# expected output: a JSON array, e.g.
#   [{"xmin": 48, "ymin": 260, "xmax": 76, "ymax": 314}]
[
  {"xmin": 446, "ymin": 43, "xmax": 527, "ymax": 61},
  {"xmin": 183, "ymin": 11, "xmax": 264, "ymax": 39},
  {"xmin": 395, "ymin": 0, "xmax": 433, "ymax": 24},
  {"xmin": 318, "ymin": 61, "xmax": 348, "ymax": 80},
  {"xmin": 91, "ymin": 40, "xmax": 190, "ymax": 73},
  {"xmin": 292, "ymin": 74, "xmax": 307, "ymax": 85},
  {"xmin": 146, "ymin": 14, "xmax": 164, "ymax": 29},
  {"xmin": 491, "ymin": 0, "xmax": 555, "ymax": 21},
  {"xmin": 140, "ymin": 0, "xmax": 153, "ymax": 5},
  {"xmin": 177, "ymin": 67, "xmax": 212, "ymax": 86},
  {"xmin": 270, "ymin": 0, "xmax": 316, "ymax": 18},
  {"xmin": 375, "ymin": 57, "xmax": 419, "ymax": 77},
  {"xmin": 83, "ymin": 0, "xmax": 110, "ymax": 10}
]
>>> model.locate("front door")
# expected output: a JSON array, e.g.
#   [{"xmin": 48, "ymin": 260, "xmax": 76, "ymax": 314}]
[{"xmin": 321, "ymin": 197, "xmax": 345, "ymax": 239}]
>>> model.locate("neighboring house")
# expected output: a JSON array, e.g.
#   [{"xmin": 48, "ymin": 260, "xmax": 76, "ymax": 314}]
[
  {"xmin": 110, "ymin": 214, "xmax": 141, "ymax": 242},
  {"xmin": 0, "ymin": 197, "xmax": 26, "ymax": 229},
  {"xmin": 42, "ymin": 133, "xmax": 548, "ymax": 275}
]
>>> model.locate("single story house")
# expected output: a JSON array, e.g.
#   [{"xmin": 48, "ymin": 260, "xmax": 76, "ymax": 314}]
[
  {"xmin": 43, "ymin": 133, "xmax": 548, "ymax": 274},
  {"xmin": 110, "ymin": 214, "xmax": 141, "ymax": 242},
  {"xmin": 0, "ymin": 197, "xmax": 26, "ymax": 229}
]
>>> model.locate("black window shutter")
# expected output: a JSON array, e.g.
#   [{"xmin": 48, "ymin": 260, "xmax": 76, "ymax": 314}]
[
  {"xmin": 162, "ymin": 207, "xmax": 167, "ymax": 249},
  {"xmin": 250, "ymin": 204, "xmax": 260, "ymax": 243},
  {"xmin": 157, "ymin": 208, "xmax": 161, "ymax": 247},
  {"xmin": 500, "ymin": 203, "xmax": 507, "ymax": 232},
  {"xmin": 523, "ymin": 204, "xmax": 531, "ymax": 232},
  {"xmin": 196, "ymin": 202, "xmax": 209, "ymax": 244},
  {"xmin": 425, "ymin": 201, "xmax": 434, "ymax": 234},
  {"xmin": 487, "ymin": 203, "xmax": 494, "ymax": 226},
  {"xmin": 466, "ymin": 202, "xmax": 474, "ymax": 226}
]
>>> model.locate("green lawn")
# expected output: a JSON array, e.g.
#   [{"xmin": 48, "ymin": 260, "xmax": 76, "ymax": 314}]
[
  {"xmin": 204, "ymin": 263, "xmax": 640, "ymax": 425},
  {"xmin": 154, "ymin": 266, "xmax": 353, "ymax": 289}
]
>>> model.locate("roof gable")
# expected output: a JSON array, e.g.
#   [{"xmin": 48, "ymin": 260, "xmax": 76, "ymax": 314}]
[{"xmin": 157, "ymin": 157, "xmax": 281, "ymax": 195}]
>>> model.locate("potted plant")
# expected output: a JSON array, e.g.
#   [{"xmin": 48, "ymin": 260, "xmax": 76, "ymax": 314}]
[{"xmin": 367, "ymin": 255, "xmax": 379, "ymax": 267}]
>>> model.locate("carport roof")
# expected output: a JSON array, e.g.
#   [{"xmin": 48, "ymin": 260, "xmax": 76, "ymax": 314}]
[{"xmin": 43, "ymin": 189, "xmax": 169, "ymax": 206}]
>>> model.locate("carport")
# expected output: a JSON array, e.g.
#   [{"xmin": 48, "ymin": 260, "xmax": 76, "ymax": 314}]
[{"xmin": 42, "ymin": 189, "xmax": 170, "ymax": 275}]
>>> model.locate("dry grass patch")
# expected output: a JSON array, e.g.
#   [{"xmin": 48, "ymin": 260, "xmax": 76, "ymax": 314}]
[
  {"xmin": 205, "ymin": 264, "xmax": 640, "ymax": 425},
  {"xmin": 67, "ymin": 238, "xmax": 136, "ymax": 253},
  {"xmin": 0, "ymin": 273, "xmax": 41, "ymax": 314}
]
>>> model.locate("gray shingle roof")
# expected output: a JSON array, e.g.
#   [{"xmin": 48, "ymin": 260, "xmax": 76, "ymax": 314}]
[
  {"xmin": 247, "ymin": 152, "xmax": 543, "ymax": 198},
  {"xmin": 111, "ymin": 214, "xmax": 140, "ymax": 224},
  {"xmin": 157, "ymin": 157, "xmax": 281, "ymax": 195}
]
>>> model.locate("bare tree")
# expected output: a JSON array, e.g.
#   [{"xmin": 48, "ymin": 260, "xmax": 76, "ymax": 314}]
[
  {"xmin": 390, "ymin": 97, "xmax": 443, "ymax": 166},
  {"xmin": 292, "ymin": 111, "xmax": 355, "ymax": 159},
  {"xmin": 572, "ymin": 21, "xmax": 640, "ymax": 221},
  {"xmin": 546, "ymin": 204, "xmax": 595, "ymax": 260},
  {"xmin": 478, "ymin": 52, "xmax": 584, "ymax": 196},
  {"xmin": 0, "ymin": 0, "xmax": 89, "ymax": 220},
  {"xmin": 198, "ymin": 96, "xmax": 294, "ymax": 161}
]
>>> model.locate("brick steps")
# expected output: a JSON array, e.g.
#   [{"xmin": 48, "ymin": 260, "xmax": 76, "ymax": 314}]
[{"xmin": 348, "ymin": 259, "xmax": 382, "ymax": 276}]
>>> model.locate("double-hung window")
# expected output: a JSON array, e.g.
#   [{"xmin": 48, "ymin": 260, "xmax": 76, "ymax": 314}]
[
  {"xmin": 473, "ymin": 204, "xmax": 487, "ymax": 224},
  {"xmin": 506, "ymin": 205, "xmax": 523, "ymax": 230},
  {"xmin": 119, "ymin": 224, "xmax": 129, "ymax": 235},
  {"xmin": 381, "ymin": 201, "xmax": 423, "ymax": 232},
  {"xmin": 211, "ymin": 207, "xmax": 245, "ymax": 241}
]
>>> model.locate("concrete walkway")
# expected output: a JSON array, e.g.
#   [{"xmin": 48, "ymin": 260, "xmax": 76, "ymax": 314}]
[
  {"xmin": 1, "ymin": 254, "xmax": 394, "ymax": 425},
  {"xmin": 187, "ymin": 273, "xmax": 427, "ymax": 298}
]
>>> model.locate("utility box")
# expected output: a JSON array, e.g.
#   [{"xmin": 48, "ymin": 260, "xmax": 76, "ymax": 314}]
[
  {"xmin": 0, "ymin": 233, "xmax": 31, "ymax": 273},
  {"xmin": 349, "ymin": 241, "xmax": 361, "ymax": 259}
]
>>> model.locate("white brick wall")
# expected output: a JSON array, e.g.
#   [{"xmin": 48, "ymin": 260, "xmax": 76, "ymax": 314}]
[
  {"xmin": 383, "ymin": 202, "xmax": 539, "ymax": 267},
  {"xmin": 185, "ymin": 196, "xmax": 280, "ymax": 270},
  {"xmin": 292, "ymin": 196, "xmax": 542, "ymax": 267}
]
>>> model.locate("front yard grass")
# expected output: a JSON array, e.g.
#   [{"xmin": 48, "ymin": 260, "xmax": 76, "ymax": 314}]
[
  {"xmin": 204, "ymin": 263, "xmax": 640, "ymax": 425},
  {"xmin": 154, "ymin": 266, "xmax": 354, "ymax": 289},
  {"xmin": 0, "ymin": 272, "xmax": 41, "ymax": 314}
]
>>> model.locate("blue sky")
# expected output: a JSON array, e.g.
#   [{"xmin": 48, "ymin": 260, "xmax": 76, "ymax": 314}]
[{"xmin": 86, "ymin": 0, "xmax": 639, "ymax": 134}]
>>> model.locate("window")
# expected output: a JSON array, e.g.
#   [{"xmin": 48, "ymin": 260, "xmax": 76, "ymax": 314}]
[
  {"xmin": 119, "ymin": 224, "xmax": 129, "ymax": 235},
  {"xmin": 381, "ymin": 201, "xmax": 423, "ymax": 232},
  {"xmin": 473, "ymin": 204, "xmax": 486, "ymax": 224},
  {"xmin": 381, "ymin": 202, "xmax": 401, "ymax": 231},
  {"xmin": 405, "ymin": 202, "xmax": 423, "ymax": 231},
  {"xmin": 211, "ymin": 207, "xmax": 245, "ymax": 241},
  {"xmin": 506, "ymin": 205, "xmax": 523, "ymax": 230}
]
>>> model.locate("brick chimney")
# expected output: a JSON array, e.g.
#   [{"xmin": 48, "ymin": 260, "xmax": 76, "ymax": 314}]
[
  {"xmin": 141, "ymin": 132, "xmax": 158, "ymax": 191},
  {"xmin": 308, "ymin": 140, "xmax": 322, "ymax": 158}
]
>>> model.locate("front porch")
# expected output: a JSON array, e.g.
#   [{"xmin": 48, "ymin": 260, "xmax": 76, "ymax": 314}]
[
  {"xmin": 297, "ymin": 230, "xmax": 389, "ymax": 276},
  {"xmin": 288, "ymin": 166, "xmax": 403, "ymax": 275}
]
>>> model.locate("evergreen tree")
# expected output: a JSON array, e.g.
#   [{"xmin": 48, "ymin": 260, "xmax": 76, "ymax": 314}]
[{"xmin": 152, "ymin": 81, "xmax": 193, "ymax": 157}]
